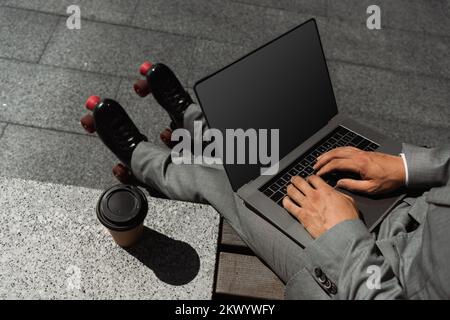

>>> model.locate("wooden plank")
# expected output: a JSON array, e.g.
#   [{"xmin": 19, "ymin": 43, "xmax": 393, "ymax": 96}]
[
  {"xmin": 220, "ymin": 220, "xmax": 249, "ymax": 248},
  {"xmin": 215, "ymin": 252, "xmax": 285, "ymax": 300}
]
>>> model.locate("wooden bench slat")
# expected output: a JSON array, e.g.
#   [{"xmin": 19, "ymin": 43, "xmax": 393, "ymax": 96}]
[
  {"xmin": 220, "ymin": 220, "xmax": 248, "ymax": 248},
  {"xmin": 215, "ymin": 252, "xmax": 285, "ymax": 300}
]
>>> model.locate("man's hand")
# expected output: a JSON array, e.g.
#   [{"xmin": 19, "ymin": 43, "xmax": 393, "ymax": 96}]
[
  {"xmin": 282, "ymin": 175, "xmax": 359, "ymax": 239},
  {"xmin": 313, "ymin": 147, "xmax": 406, "ymax": 195}
]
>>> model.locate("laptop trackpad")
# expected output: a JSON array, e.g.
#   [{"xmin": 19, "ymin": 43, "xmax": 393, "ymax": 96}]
[{"xmin": 342, "ymin": 190, "xmax": 404, "ymax": 230}]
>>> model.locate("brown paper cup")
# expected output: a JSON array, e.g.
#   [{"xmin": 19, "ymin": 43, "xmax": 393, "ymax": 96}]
[
  {"xmin": 96, "ymin": 184, "xmax": 148, "ymax": 248},
  {"xmin": 107, "ymin": 223, "xmax": 144, "ymax": 248}
]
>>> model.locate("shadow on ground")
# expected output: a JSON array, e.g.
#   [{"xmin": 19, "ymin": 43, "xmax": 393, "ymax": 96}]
[{"xmin": 126, "ymin": 227, "xmax": 201, "ymax": 286}]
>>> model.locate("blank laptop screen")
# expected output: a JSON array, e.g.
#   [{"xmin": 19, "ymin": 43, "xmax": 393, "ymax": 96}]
[{"xmin": 194, "ymin": 19, "xmax": 338, "ymax": 191}]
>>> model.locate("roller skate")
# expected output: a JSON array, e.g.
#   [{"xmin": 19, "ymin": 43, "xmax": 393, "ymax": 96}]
[
  {"xmin": 134, "ymin": 61, "xmax": 193, "ymax": 148},
  {"xmin": 80, "ymin": 96, "xmax": 148, "ymax": 185}
]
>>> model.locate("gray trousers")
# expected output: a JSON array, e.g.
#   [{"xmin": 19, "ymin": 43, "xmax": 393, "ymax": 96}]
[{"xmin": 131, "ymin": 104, "xmax": 305, "ymax": 284}]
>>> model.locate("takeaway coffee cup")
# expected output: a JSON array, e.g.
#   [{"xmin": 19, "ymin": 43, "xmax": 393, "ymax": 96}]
[{"xmin": 96, "ymin": 184, "xmax": 148, "ymax": 248}]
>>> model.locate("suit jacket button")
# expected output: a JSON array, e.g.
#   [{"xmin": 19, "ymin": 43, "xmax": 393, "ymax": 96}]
[
  {"xmin": 318, "ymin": 274, "xmax": 327, "ymax": 283},
  {"xmin": 314, "ymin": 267, "xmax": 323, "ymax": 278},
  {"xmin": 330, "ymin": 284, "xmax": 338, "ymax": 295}
]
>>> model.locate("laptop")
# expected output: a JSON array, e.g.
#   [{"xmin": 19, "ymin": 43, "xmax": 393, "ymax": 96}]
[{"xmin": 194, "ymin": 19, "xmax": 404, "ymax": 247}]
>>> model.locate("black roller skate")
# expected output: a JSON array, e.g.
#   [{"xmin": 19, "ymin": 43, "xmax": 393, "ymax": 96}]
[
  {"xmin": 80, "ymin": 96, "xmax": 148, "ymax": 184},
  {"xmin": 134, "ymin": 61, "xmax": 193, "ymax": 147}
]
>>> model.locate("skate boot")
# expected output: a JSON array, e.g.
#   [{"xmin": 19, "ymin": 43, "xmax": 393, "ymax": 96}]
[
  {"xmin": 80, "ymin": 96, "xmax": 148, "ymax": 184},
  {"xmin": 134, "ymin": 61, "xmax": 193, "ymax": 131}
]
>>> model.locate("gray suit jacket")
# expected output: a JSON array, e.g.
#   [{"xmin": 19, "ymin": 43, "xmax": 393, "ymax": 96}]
[{"xmin": 285, "ymin": 144, "xmax": 450, "ymax": 299}]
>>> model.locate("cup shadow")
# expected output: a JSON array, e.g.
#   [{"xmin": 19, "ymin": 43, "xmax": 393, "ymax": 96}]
[{"xmin": 125, "ymin": 227, "xmax": 200, "ymax": 286}]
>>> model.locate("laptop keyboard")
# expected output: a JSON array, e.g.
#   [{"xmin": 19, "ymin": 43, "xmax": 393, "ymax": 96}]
[{"xmin": 260, "ymin": 126, "xmax": 379, "ymax": 207}]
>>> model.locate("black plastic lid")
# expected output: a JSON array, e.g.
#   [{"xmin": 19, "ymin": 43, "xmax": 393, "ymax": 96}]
[{"xmin": 96, "ymin": 184, "xmax": 148, "ymax": 231}]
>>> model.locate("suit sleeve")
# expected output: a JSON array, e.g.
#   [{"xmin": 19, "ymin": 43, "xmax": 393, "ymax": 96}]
[
  {"xmin": 402, "ymin": 143, "xmax": 450, "ymax": 188},
  {"xmin": 302, "ymin": 219, "xmax": 405, "ymax": 299}
]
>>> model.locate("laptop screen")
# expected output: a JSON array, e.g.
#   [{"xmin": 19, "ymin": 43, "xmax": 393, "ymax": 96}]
[{"xmin": 194, "ymin": 19, "xmax": 338, "ymax": 191}]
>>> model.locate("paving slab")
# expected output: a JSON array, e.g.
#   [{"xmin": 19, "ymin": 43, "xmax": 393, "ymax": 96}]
[
  {"xmin": 40, "ymin": 19, "xmax": 196, "ymax": 80},
  {"xmin": 317, "ymin": 17, "xmax": 450, "ymax": 80},
  {"xmin": 3, "ymin": 0, "xmax": 139, "ymax": 25},
  {"xmin": 0, "ymin": 7, "xmax": 59, "ymax": 62},
  {"xmin": 133, "ymin": 0, "xmax": 311, "ymax": 47},
  {"xmin": 328, "ymin": 61, "xmax": 450, "ymax": 131},
  {"xmin": 0, "ymin": 59, "xmax": 121, "ymax": 134},
  {"xmin": 189, "ymin": 17, "xmax": 449, "ymax": 88},
  {"xmin": 349, "ymin": 111, "xmax": 450, "ymax": 148},
  {"xmin": 0, "ymin": 177, "xmax": 219, "ymax": 299},
  {"xmin": 328, "ymin": 0, "xmax": 450, "ymax": 38},
  {"xmin": 0, "ymin": 125, "xmax": 119, "ymax": 190},
  {"xmin": 0, "ymin": 59, "xmax": 193, "ymax": 141},
  {"xmin": 189, "ymin": 39, "xmax": 250, "ymax": 87},
  {"xmin": 232, "ymin": 0, "xmax": 328, "ymax": 15},
  {"xmin": 0, "ymin": 122, "xmax": 6, "ymax": 138}
]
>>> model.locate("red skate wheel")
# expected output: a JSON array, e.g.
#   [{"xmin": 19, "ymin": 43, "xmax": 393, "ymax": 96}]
[
  {"xmin": 85, "ymin": 95, "xmax": 101, "ymax": 111},
  {"xmin": 80, "ymin": 114, "xmax": 96, "ymax": 133},
  {"xmin": 139, "ymin": 61, "xmax": 153, "ymax": 76},
  {"xmin": 160, "ymin": 128, "xmax": 175, "ymax": 148},
  {"xmin": 134, "ymin": 79, "xmax": 151, "ymax": 97},
  {"xmin": 112, "ymin": 163, "xmax": 132, "ymax": 184}
]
